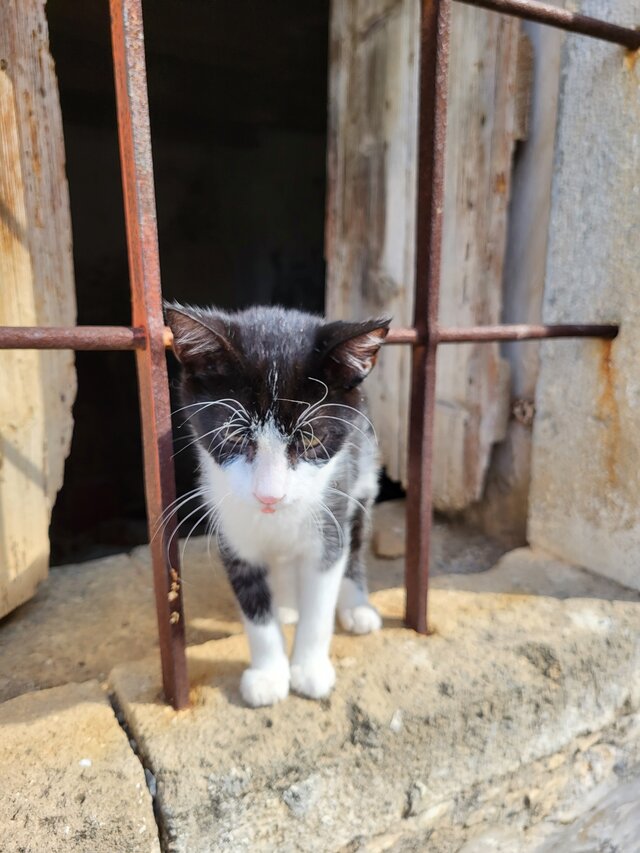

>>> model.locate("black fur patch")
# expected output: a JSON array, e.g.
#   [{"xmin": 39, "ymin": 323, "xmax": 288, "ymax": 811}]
[{"xmin": 223, "ymin": 551, "xmax": 272, "ymax": 624}]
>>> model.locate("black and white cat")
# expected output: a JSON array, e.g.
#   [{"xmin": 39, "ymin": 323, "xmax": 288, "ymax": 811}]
[{"xmin": 165, "ymin": 304, "xmax": 389, "ymax": 707}]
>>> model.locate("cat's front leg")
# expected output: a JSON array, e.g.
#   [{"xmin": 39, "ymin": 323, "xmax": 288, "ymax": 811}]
[
  {"xmin": 338, "ymin": 505, "xmax": 382, "ymax": 635},
  {"xmin": 290, "ymin": 553, "xmax": 346, "ymax": 700},
  {"xmin": 224, "ymin": 554, "xmax": 290, "ymax": 707}
]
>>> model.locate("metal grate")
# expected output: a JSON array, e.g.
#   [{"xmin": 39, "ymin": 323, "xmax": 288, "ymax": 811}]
[{"xmin": 0, "ymin": 0, "xmax": 635, "ymax": 708}]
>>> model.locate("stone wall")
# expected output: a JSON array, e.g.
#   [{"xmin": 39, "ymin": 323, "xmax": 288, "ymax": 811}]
[{"xmin": 528, "ymin": 0, "xmax": 640, "ymax": 589}]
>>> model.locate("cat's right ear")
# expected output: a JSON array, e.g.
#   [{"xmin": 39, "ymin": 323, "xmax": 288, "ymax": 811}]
[{"xmin": 164, "ymin": 303, "xmax": 239, "ymax": 376}]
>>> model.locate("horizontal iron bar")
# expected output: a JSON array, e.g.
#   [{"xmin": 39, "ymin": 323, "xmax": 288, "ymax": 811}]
[
  {"xmin": 436, "ymin": 323, "xmax": 619, "ymax": 343},
  {"xmin": 0, "ymin": 323, "xmax": 618, "ymax": 351},
  {"xmin": 457, "ymin": 0, "xmax": 640, "ymax": 50},
  {"xmin": 385, "ymin": 328, "xmax": 419, "ymax": 344},
  {"xmin": 0, "ymin": 326, "xmax": 146, "ymax": 350}
]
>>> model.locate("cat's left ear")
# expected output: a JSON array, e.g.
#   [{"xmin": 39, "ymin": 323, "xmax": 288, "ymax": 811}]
[
  {"xmin": 318, "ymin": 318, "xmax": 391, "ymax": 388},
  {"xmin": 164, "ymin": 302, "xmax": 240, "ymax": 377}
]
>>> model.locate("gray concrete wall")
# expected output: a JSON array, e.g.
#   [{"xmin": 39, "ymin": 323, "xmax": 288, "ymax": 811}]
[{"xmin": 528, "ymin": 0, "xmax": 640, "ymax": 589}]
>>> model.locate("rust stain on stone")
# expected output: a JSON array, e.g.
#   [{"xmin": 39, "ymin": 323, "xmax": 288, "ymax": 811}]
[
  {"xmin": 624, "ymin": 46, "xmax": 640, "ymax": 73},
  {"xmin": 596, "ymin": 339, "xmax": 620, "ymax": 487}
]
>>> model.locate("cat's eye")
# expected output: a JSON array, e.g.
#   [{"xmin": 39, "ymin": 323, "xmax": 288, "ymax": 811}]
[{"xmin": 301, "ymin": 434, "xmax": 322, "ymax": 450}]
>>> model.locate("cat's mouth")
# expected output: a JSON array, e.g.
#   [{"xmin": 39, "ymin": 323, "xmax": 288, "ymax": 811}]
[{"xmin": 260, "ymin": 506, "xmax": 277, "ymax": 515}]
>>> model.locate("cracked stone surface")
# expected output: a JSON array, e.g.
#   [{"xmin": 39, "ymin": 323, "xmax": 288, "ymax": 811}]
[
  {"xmin": 370, "ymin": 713, "xmax": 640, "ymax": 852},
  {"xmin": 110, "ymin": 585, "xmax": 640, "ymax": 852},
  {"xmin": 2, "ymin": 510, "xmax": 639, "ymax": 851},
  {"xmin": 0, "ymin": 503, "xmax": 508, "ymax": 703},
  {"xmin": 0, "ymin": 680, "xmax": 159, "ymax": 853}
]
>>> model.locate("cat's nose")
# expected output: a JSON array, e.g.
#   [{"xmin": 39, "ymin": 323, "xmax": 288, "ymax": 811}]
[{"xmin": 253, "ymin": 492, "xmax": 285, "ymax": 509}]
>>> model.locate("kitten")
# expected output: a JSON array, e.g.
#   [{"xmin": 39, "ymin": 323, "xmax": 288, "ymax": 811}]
[{"xmin": 165, "ymin": 303, "xmax": 389, "ymax": 707}]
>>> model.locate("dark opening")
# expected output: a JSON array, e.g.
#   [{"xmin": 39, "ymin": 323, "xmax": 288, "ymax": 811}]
[{"xmin": 47, "ymin": 0, "xmax": 329, "ymax": 564}]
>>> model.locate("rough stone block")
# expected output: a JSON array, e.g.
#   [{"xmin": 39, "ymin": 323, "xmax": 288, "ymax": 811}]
[
  {"xmin": 110, "ymin": 587, "xmax": 640, "ymax": 852},
  {"xmin": 0, "ymin": 681, "xmax": 159, "ymax": 853}
]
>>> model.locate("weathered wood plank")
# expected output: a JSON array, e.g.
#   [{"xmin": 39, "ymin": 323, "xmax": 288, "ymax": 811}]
[
  {"xmin": 326, "ymin": 0, "xmax": 419, "ymax": 485},
  {"xmin": 0, "ymin": 0, "xmax": 76, "ymax": 617},
  {"xmin": 468, "ymin": 22, "xmax": 561, "ymax": 544},
  {"xmin": 326, "ymin": 0, "xmax": 519, "ymax": 508}
]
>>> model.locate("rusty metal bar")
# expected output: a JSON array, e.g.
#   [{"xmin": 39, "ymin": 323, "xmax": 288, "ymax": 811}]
[
  {"xmin": 0, "ymin": 326, "xmax": 146, "ymax": 350},
  {"xmin": 385, "ymin": 323, "xmax": 619, "ymax": 345},
  {"xmin": 385, "ymin": 328, "xmax": 420, "ymax": 344},
  {"xmin": 436, "ymin": 323, "xmax": 619, "ymax": 343},
  {"xmin": 456, "ymin": 0, "xmax": 640, "ymax": 50},
  {"xmin": 0, "ymin": 321, "xmax": 618, "ymax": 351},
  {"xmin": 110, "ymin": 0, "xmax": 189, "ymax": 709},
  {"xmin": 405, "ymin": 0, "xmax": 452, "ymax": 635}
]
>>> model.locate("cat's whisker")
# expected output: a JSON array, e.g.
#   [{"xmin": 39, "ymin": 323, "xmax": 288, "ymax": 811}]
[
  {"xmin": 293, "ymin": 377, "xmax": 329, "ymax": 428},
  {"xmin": 187, "ymin": 408, "xmax": 247, "ymax": 438},
  {"xmin": 155, "ymin": 486, "xmax": 205, "ymax": 520},
  {"xmin": 307, "ymin": 507, "xmax": 324, "ymax": 538},
  {"xmin": 151, "ymin": 488, "xmax": 210, "ymax": 540},
  {"xmin": 325, "ymin": 486, "xmax": 369, "ymax": 516},
  {"xmin": 306, "ymin": 424, "xmax": 331, "ymax": 462},
  {"xmin": 308, "ymin": 376, "xmax": 329, "ymax": 398},
  {"xmin": 167, "ymin": 491, "xmax": 230, "ymax": 568},
  {"xmin": 180, "ymin": 509, "xmax": 213, "ymax": 567},
  {"xmin": 172, "ymin": 431, "xmax": 216, "ymax": 460},
  {"xmin": 173, "ymin": 398, "xmax": 250, "ymax": 417},
  {"xmin": 173, "ymin": 419, "xmax": 246, "ymax": 460},
  {"xmin": 180, "ymin": 496, "xmax": 228, "ymax": 567},
  {"xmin": 306, "ymin": 403, "xmax": 378, "ymax": 444},
  {"xmin": 165, "ymin": 499, "xmax": 213, "ymax": 563},
  {"xmin": 292, "ymin": 421, "xmax": 332, "ymax": 463},
  {"xmin": 303, "ymin": 414, "xmax": 375, "ymax": 447},
  {"xmin": 176, "ymin": 401, "xmax": 228, "ymax": 429},
  {"xmin": 277, "ymin": 396, "xmax": 312, "ymax": 412},
  {"xmin": 208, "ymin": 426, "xmax": 247, "ymax": 456},
  {"xmin": 170, "ymin": 399, "xmax": 251, "ymax": 428},
  {"xmin": 317, "ymin": 500, "xmax": 345, "ymax": 550},
  {"xmin": 178, "ymin": 407, "xmax": 247, "ymax": 435}
]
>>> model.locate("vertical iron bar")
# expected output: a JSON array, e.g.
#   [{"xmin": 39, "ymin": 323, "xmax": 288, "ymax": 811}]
[
  {"xmin": 405, "ymin": 0, "xmax": 451, "ymax": 633},
  {"xmin": 110, "ymin": 0, "xmax": 189, "ymax": 708}
]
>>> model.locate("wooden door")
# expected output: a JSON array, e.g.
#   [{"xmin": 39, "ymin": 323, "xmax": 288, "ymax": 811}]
[
  {"xmin": 326, "ymin": 0, "xmax": 520, "ymax": 510},
  {"xmin": 0, "ymin": 0, "xmax": 76, "ymax": 617}
]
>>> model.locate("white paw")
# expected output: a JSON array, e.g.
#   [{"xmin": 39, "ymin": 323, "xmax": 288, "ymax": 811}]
[
  {"xmin": 240, "ymin": 663, "xmax": 290, "ymax": 707},
  {"xmin": 290, "ymin": 657, "xmax": 336, "ymax": 700},
  {"xmin": 338, "ymin": 604, "xmax": 382, "ymax": 635},
  {"xmin": 278, "ymin": 606, "xmax": 299, "ymax": 625}
]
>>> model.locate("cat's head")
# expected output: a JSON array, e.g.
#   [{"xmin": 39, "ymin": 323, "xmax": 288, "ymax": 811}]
[{"xmin": 165, "ymin": 303, "xmax": 389, "ymax": 514}]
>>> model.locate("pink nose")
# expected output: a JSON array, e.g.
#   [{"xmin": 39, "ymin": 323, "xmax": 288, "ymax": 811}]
[{"xmin": 253, "ymin": 492, "xmax": 284, "ymax": 507}]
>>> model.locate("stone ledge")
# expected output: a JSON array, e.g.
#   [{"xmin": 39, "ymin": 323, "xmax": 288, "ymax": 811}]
[
  {"xmin": 0, "ymin": 680, "xmax": 160, "ymax": 853},
  {"xmin": 110, "ymin": 587, "xmax": 640, "ymax": 852},
  {"xmin": 0, "ymin": 510, "xmax": 506, "ymax": 704}
]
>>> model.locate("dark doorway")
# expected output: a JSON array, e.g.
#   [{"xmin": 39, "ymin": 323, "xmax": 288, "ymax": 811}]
[{"xmin": 47, "ymin": 0, "xmax": 329, "ymax": 563}]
